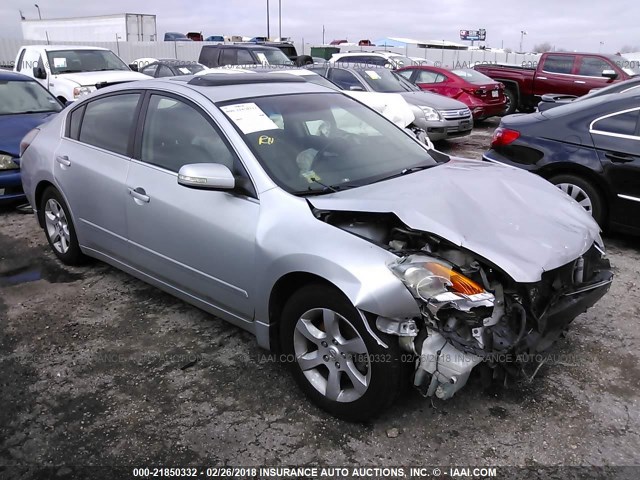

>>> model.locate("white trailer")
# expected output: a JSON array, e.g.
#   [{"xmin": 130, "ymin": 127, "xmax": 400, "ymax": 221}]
[{"xmin": 21, "ymin": 14, "xmax": 158, "ymax": 42}]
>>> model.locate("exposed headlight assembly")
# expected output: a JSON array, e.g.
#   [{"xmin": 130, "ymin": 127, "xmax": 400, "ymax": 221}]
[
  {"xmin": 389, "ymin": 254, "xmax": 494, "ymax": 307},
  {"xmin": 73, "ymin": 86, "xmax": 95, "ymax": 99},
  {"xmin": 0, "ymin": 154, "xmax": 18, "ymax": 170},
  {"xmin": 419, "ymin": 106, "xmax": 442, "ymax": 121}
]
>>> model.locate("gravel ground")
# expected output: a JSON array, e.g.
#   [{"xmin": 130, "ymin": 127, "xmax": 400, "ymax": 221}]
[{"xmin": 1, "ymin": 119, "xmax": 639, "ymax": 478}]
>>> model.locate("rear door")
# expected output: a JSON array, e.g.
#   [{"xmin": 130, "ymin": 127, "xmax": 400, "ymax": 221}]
[
  {"xmin": 412, "ymin": 69, "xmax": 448, "ymax": 94},
  {"xmin": 533, "ymin": 54, "xmax": 580, "ymax": 97},
  {"xmin": 589, "ymin": 107, "xmax": 640, "ymax": 230},
  {"xmin": 54, "ymin": 92, "xmax": 142, "ymax": 260},
  {"xmin": 125, "ymin": 92, "xmax": 259, "ymax": 320}
]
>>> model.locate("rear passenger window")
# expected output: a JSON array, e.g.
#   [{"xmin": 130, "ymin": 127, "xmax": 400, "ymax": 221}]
[
  {"xmin": 219, "ymin": 49, "xmax": 237, "ymax": 66},
  {"xmin": 592, "ymin": 110, "xmax": 639, "ymax": 136},
  {"xmin": 542, "ymin": 55, "xmax": 574, "ymax": 74},
  {"xmin": 67, "ymin": 105, "xmax": 85, "ymax": 140},
  {"xmin": 237, "ymin": 50, "xmax": 255, "ymax": 65},
  {"xmin": 78, "ymin": 94, "xmax": 140, "ymax": 155},
  {"xmin": 416, "ymin": 70, "xmax": 444, "ymax": 83}
]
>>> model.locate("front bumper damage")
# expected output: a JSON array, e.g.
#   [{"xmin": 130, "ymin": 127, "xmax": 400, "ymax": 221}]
[{"xmin": 382, "ymin": 245, "xmax": 613, "ymax": 400}]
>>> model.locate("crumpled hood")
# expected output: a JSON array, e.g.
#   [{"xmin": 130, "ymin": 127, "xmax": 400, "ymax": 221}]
[
  {"xmin": 0, "ymin": 112, "xmax": 58, "ymax": 158},
  {"xmin": 310, "ymin": 158, "xmax": 601, "ymax": 282},
  {"xmin": 59, "ymin": 71, "xmax": 149, "ymax": 86}
]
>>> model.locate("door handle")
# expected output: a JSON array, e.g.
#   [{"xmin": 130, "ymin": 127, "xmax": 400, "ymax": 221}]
[
  {"xmin": 574, "ymin": 80, "xmax": 586, "ymax": 84},
  {"xmin": 605, "ymin": 152, "xmax": 634, "ymax": 163},
  {"xmin": 128, "ymin": 187, "xmax": 150, "ymax": 203},
  {"xmin": 537, "ymin": 76, "xmax": 547, "ymax": 80},
  {"xmin": 56, "ymin": 155, "xmax": 71, "ymax": 167}
]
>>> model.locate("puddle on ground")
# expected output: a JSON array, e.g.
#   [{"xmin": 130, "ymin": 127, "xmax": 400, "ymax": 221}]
[{"xmin": 0, "ymin": 261, "xmax": 83, "ymax": 287}]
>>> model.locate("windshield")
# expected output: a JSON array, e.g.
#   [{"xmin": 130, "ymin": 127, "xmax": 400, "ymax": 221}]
[
  {"xmin": 255, "ymin": 49, "xmax": 294, "ymax": 66},
  {"xmin": 606, "ymin": 55, "xmax": 640, "ymax": 76},
  {"xmin": 218, "ymin": 93, "xmax": 436, "ymax": 194},
  {"xmin": 46, "ymin": 50, "xmax": 130, "ymax": 74},
  {"xmin": 0, "ymin": 80, "xmax": 62, "ymax": 115},
  {"xmin": 302, "ymin": 74, "xmax": 340, "ymax": 89},
  {"xmin": 451, "ymin": 69, "xmax": 495, "ymax": 84},
  {"xmin": 357, "ymin": 68, "xmax": 417, "ymax": 93}
]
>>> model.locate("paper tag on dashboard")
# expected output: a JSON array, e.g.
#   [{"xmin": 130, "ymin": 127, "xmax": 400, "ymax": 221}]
[{"xmin": 220, "ymin": 103, "xmax": 279, "ymax": 134}]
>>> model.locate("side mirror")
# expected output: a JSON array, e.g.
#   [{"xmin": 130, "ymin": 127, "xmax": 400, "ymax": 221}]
[
  {"xmin": 178, "ymin": 163, "xmax": 235, "ymax": 190},
  {"xmin": 129, "ymin": 63, "xmax": 139, "ymax": 72},
  {"xmin": 602, "ymin": 69, "xmax": 618, "ymax": 79},
  {"xmin": 33, "ymin": 66, "xmax": 47, "ymax": 79},
  {"xmin": 349, "ymin": 85, "xmax": 365, "ymax": 91}
]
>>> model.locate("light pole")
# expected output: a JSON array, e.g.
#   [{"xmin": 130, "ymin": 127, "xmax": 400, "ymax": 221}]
[
  {"xmin": 278, "ymin": 0, "xmax": 282, "ymax": 40},
  {"xmin": 599, "ymin": 41, "xmax": 604, "ymax": 53},
  {"xmin": 34, "ymin": 4, "xmax": 41, "ymax": 20},
  {"xmin": 519, "ymin": 30, "xmax": 527, "ymax": 52},
  {"xmin": 266, "ymin": 0, "xmax": 270, "ymax": 39}
]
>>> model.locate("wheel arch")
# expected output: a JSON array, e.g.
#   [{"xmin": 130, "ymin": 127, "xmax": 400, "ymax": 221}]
[
  {"xmin": 268, "ymin": 272, "xmax": 343, "ymax": 352},
  {"xmin": 34, "ymin": 180, "xmax": 56, "ymax": 228}
]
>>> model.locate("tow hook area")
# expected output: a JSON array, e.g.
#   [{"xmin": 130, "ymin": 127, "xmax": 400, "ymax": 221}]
[{"xmin": 413, "ymin": 330, "xmax": 482, "ymax": 400}]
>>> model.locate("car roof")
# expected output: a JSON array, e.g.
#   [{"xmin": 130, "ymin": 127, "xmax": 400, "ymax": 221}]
[
  {"xmin": 25, "ymin": 45, "xmax": 110, "ymax": 51},
  {"xmin": 202, "ymin": 44, "xmax": 280, "ymax": 51},
  {"xmin": 0, "ymin": 70, "xmax": 35, "ymax": 81},
  {"xmin": 93, "ymin": 72, "xmax": 336, "ymax": 104}
]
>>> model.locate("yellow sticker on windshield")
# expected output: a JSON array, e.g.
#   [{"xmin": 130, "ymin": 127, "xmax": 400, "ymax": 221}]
[
  {"xmin": 258, "ymin": 135, "xmax": 274, "ymax": 145},
  {"xmin": 365, "ymin": 70, "xmax": 381, "ymax": 80}
]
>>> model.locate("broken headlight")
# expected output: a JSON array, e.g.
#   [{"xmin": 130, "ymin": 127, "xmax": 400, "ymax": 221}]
[{"xmin": 389, "ymin": 254, "xmax": 494, "ymax": 305}]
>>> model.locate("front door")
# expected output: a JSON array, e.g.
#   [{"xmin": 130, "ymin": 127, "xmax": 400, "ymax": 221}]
[{"xmin": 125, "ymin": 93, "xmax": 259, "ymax": 320}]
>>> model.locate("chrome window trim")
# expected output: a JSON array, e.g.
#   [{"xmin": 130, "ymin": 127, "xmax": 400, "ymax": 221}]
[{"xmin": 588, "ymin": 107, "xmax": 640, "ymax": 140}]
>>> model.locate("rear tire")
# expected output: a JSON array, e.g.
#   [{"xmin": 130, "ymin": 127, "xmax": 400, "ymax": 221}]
[
  {"xmin": 548, "ymin": 174, "xmax": 605, "ymax": 227},
  {"xmin": 502, "ymin": 88, "xmax": 517, "ymax": 116},
  {"xmin": 40, "ymin": 187, "xmax": 86, "ymax": 266},
  {"xmin": 280, "ymin": 284, "xmax": 406, "ymax": 421}
]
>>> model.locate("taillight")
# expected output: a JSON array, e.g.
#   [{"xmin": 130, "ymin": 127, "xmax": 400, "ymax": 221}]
[
  {"xmin": 19, "ymin": 128, "xmax": 40, "ymax": 157},
  {"xmin": 491, "ymin": 127, "xmax": 520, "ymax": 147}
]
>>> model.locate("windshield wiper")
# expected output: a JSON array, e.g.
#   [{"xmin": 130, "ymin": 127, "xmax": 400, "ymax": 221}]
[
  {"xmin": 56, "ymin": 69, "xmax": 83, "ymax": 74},
  {"xmin": 400, "ymin": 164, "xmax": 434, "ymax": 175}
]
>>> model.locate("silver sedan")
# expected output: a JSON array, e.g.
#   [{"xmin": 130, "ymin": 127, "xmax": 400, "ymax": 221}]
[{"xmin": 20, "ymin": 73, "xmax": 613, "ymax": 421}]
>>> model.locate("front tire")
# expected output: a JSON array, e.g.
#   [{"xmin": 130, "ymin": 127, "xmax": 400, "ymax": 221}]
[
  {"xmin": 549, "ymin": 174, "xmax": 605, "ymax": 227},
  {"xmin": 40, "ymin": 187, "xmax": 86, "ymax": 265},
  {"xmin": 280, "ymin": 285, "xmax": 406, "ymax": 421}
]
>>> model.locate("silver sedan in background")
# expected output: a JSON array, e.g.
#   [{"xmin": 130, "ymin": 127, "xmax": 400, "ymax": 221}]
[{"xmin": 20, "ymin": 73, "xmax": 612, "ymax": 421}]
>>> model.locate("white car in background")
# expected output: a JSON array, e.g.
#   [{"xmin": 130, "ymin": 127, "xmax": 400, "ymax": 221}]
[{"xmin": 14, "ymin": 45, "xmax": 148, "ymax": 102}]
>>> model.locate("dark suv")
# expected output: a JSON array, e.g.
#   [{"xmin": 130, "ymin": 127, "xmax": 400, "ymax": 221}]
[{"xmin": 199, "ymin": 44, "xmax": 311, "ymax": 68}]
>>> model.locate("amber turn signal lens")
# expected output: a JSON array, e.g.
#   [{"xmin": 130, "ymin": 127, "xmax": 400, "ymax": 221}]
[{"xmin": 424, "ymin": 262, "xmax": 485, "ymax": 295}]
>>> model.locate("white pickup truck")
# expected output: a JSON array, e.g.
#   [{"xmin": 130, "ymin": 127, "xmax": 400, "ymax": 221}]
[{"xmin": 13, "ymin": 45, "xmax": 148, "ymax": 102}]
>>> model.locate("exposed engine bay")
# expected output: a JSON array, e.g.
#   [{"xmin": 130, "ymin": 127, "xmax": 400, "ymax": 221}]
[{"xmin": 317, "ymin": 209, "xmax": 614, "ymax": 400}]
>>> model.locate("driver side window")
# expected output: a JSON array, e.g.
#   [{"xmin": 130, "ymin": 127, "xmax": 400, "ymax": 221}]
[{"xmin": 140, "ymin": 95, "xmax": 238, "ymax": 173}]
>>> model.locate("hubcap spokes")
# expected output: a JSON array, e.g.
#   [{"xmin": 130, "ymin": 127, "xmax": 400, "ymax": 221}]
[
  {"xmin": 293, "ymin": 308, "xmax": 370, "ymax": 403},
  {"xmin": 44, "ymin": 199, "xmax": 71, "ymax": 254},
  {"xmin": 557, "ymin": 183, "xmax": 593, "ymax": 214}
]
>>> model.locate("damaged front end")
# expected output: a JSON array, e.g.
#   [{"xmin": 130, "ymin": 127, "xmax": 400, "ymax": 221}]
[{"xmin": 321, "ymin": 210, "xmax": 613, "ymax": 400}]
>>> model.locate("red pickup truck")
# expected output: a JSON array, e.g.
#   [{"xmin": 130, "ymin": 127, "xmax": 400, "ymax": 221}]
[{"xmin": 474, "ymin": 52, "xmax": 640, "ymax": 114}]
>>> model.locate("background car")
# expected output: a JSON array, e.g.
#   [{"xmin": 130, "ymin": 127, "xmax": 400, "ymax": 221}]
[
  {"xmin": 484, "ymin": 90, "xmax": 640, "ymax": 234},
  {"xmin": 139, "ymin": 60, "xmax": 206, "ymax": 78},
  {"xmin": 199, "ymin": 44, "xmax": 294, "ymax": 68},
  {"xmin": 537, "ymin": 76, "xmax": 640, "ymax": 111},
  {"xmin": 329, "ymin": 51, "xmax": 416, "ymax": 69},
  {"xmin": 397, "ymin": 66, "xmax": 506, "ymax": 120},
  {"xmin": 310, "ymin": 64, "xmax": 473, "ymax": 141},
  {"xmin": 204, "ymin": 35, "xmax": 225, "ymax": 43},
  {"xmin": 0, "ymin": 71, "xmax": 63, "ymax": 204},
  {"xmin": 164, "ymin": 32, "xmax": 192, "ymax": 41}
]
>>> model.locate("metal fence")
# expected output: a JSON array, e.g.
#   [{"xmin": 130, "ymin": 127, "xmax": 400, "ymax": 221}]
[{"xmin": 0, "ymin": 37, "xmax": 540, "ymax": 69}]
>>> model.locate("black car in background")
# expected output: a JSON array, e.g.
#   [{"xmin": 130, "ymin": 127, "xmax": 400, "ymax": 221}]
[
  {"xmin": 537, "ymin": 77, "xmax": 640, "ymax": 112},
  {"xmin": 139, "ymin": 60, "xmax": 206, "ymax": 78},
  {"xmin": 484, "ymin": 91, "xmax": 640, "ymax": 234}
]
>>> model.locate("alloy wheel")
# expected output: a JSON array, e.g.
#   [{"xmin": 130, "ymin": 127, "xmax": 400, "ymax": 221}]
[
  {"xmin": 44, "ymin": 198, "xmax": 71, "ymax": 254},
  {"xmin": 293, "ymin": 308, "xmax": 371, "ymax": 403},
  {"xmin": 556, "ymin": 182, "xmax": 593, "ymax": 215}
]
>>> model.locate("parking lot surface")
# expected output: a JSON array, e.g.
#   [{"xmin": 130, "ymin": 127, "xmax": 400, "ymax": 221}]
[{"xmin": 1, "ymin": 119, "xmax": 639, "ymax": 474}]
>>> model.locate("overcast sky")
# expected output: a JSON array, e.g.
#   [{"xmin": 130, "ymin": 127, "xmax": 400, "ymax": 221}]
[{"xmin": 1, "ymin": 0, "xmax": 638, "ymax": 52}]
